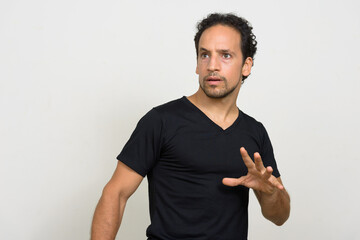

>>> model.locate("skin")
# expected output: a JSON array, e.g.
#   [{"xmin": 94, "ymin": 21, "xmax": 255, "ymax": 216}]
[{"xmin": 91, "ymin": 24, "xmax": 290, "ymax": 240}]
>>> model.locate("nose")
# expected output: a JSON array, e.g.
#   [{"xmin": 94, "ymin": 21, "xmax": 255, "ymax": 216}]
[{"xmin": 207, "ymin": 55, "xmax": 220, "ymax": 72}]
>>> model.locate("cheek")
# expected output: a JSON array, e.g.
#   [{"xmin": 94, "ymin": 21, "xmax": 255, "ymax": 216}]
[
  {"xmin": 196, "ymin": 61, "xmax": 207, "ymax": 74},
  {"xmin": 223, "ymin": 64, "xmax": 242, "ymax": 78}
]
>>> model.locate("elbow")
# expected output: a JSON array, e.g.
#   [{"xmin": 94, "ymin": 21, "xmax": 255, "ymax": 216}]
[
  {"xmin": 275, "ymin": 211, "xmax": 290, "ymax": 226},
  {"xmin": 262, "ymin": 206, "xmax": 290, "ymax": 226},
  {"xmin": 273, "ymin": 216, "xmax": 288, "ymax": 226},
  {"xmin": 101, "ymin": 182, "xmax": 129, "ymax": 204},
  {"xmin": 265, "ymin": 214, "xmax": 289, "ymax": 226}
]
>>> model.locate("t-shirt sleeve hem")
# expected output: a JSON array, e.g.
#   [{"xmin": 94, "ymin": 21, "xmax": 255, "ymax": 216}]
[
  {"xmin": 116, "ymin": 155, "xmax": 147, "ymax": 177},
  {"xmin": 273, "ymin": 172, "xmax": 281, "ymax": 178}
]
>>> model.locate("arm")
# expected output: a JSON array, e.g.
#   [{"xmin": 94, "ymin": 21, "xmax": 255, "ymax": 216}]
[
  {"xmin": 91, "ymin": 161, "xmax": 143, "ymax": 240},
  {"xmin": 253, "ymin": 177, "xmax": 290, "ymax": 226},
  {"xmin": 223, "ymin": 147, "xmax": 290, "ymax": 226}
]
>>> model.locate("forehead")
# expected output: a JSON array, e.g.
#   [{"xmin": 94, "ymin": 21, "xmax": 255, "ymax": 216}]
[{"xmin": 199, "ymin": 24, "xmax": 242, "ymax": 51}]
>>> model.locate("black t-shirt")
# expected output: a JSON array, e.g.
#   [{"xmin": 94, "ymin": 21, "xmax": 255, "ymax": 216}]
[{"xmin": 117, "ymin": 97, "xmax": 280, "ymax": 240}]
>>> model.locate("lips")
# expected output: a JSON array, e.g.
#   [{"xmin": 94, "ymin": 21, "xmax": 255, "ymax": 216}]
[
  {"xmin": 206, "ymin": 76, "xmax": 222, "ymax": 81},
  {"xmin": 205, "ymin": 76, "xmax": 223, "ymax": 86}
]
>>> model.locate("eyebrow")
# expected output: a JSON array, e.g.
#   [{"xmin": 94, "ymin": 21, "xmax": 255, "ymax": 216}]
[{"xmin": 199, "ymin": 47, "xmax": 236, "ymax": 55}]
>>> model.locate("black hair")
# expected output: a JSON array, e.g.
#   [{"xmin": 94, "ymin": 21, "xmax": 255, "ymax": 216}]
[{"xmin": 194, "ymin": 13, "xmax": 257, "ymax": 81}]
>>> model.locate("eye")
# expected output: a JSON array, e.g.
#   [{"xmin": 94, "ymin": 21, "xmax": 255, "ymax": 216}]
[
  {"xmin": 200, "ymin": 53, "xmax": 209, "ymax": 59},
  {"xmin": 223, "ymin": 53, "xmax": 231, "ymax": 59}
]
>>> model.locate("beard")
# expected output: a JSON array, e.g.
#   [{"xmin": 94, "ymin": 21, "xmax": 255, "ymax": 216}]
[{"xmin": 199, "ymin": 72, "xmax": 242, "ymax": 99}]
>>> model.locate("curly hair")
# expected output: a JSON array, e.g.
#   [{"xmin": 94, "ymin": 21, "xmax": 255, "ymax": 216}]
[{"xmin": 194, "ymin": 13, "xmax": 257, "ymax": 81}]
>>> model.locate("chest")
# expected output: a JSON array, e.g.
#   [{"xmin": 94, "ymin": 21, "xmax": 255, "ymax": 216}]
[{"xmin": 158, "ymin": 124, "xmax": 261, "ymax": 178}]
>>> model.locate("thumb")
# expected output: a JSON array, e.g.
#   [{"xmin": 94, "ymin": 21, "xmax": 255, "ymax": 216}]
[{"xmin": 222, "ymin": 177, "xmax": 243, "ymax": 187}]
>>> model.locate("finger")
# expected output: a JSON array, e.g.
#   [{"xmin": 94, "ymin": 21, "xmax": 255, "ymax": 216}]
[
  {"xmin": 273, "ymin": 180, "xmax": 284, "ymax": 190},
  {"xmin": 262, "ymin": 166, "xmax": 273, "ymax": 180},
  {"xmin": 272, "ymin": 175, "xmax": 285, "ymax": 190},
  {"xmin": 240, "ymin": 147, "xmax": 255, "ymax": 169},
  {"xmin": 222, "ymin": 177, "xmax": 244, "ymax": 187},
  {"xmin": 254, "ymin": 152, "xmax": 265, "ymax": 172},
  {"xmin": 266, "ymin": 168, "xmax": 285, "ymax": 190}
]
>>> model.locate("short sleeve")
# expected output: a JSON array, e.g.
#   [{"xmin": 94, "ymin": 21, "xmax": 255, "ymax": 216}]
[
  {"xmin": 259, "ymin": 123, "xmax": 281, "ymax": 178},
  {"xmin": 117, "ymin": 108, "xmax": 164, "ymax": 177}
]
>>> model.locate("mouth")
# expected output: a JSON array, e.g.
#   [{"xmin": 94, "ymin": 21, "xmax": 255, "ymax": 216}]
[
  {"xmin": 205, "ymin": 76, "xmax": 223, "ymax": 86},
  {"xmin": 206, "ymin": 76, "xmax": 222, "ymax": 82}
]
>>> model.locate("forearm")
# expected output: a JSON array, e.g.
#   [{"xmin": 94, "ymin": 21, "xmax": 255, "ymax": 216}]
[
  {"xmin": 91, "ymin": 187, "xmax": 127, "ymax": 240},
  {"xmin": 255, "ymin": 187, "xmax": 290, "ymax": 226}
]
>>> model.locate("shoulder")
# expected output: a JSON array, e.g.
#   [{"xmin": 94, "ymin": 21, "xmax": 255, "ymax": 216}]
[
  {"xmin": 139, "ymin": 97, "xmax": 184, "ymax": 119},
  {"xmin": 153, "ymin": 97, "xmax": 187, "ymax": 114},
  {"xmin": 238, "ymin": 110, "xmax": 270, "ymax": 139},
  {"xmin": 138, "ymin": 97, "xmax": 188, "ymax": 128},
  {"xmin": 239, "ymin": 111, "xmax": 264, "ymax": 129},
  {"xmin": 151, "ymin": 96, "xmax": 192, "ymax": 121}
]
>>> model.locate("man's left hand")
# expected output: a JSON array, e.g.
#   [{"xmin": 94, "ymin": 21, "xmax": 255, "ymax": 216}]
[{"xmin": 222, "ymin": 147, "xmax": 284, "ymax": 194}]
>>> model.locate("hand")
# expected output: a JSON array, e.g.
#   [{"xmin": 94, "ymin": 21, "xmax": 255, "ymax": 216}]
[{"xmin": 222, "ymin": 147, "xmax": 284, "ymax": 194}]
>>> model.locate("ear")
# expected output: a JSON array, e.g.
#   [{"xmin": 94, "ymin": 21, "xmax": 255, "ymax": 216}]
[
  {"xmin": 241, "ymin": 57, "xmax": 253, "ymax": 77},
  {"xmin": 196, "ymin": 63, "xmax": 199, "ymax": 74}
]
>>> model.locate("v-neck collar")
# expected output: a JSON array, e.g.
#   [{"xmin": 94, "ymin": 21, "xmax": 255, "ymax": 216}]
[{"xmin": 182, "ymin": 96, "xmax": 242, "ymax": 133}]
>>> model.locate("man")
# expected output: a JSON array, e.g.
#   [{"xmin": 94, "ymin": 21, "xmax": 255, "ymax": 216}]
[{"xmin": 91, "ymin": 13, "xmax": 290, "ymax": 240}]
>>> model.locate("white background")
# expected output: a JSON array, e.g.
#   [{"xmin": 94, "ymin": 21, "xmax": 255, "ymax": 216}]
[{"xmin": 1, "ymin": 0, "xmax": 359, "ymax": 239}]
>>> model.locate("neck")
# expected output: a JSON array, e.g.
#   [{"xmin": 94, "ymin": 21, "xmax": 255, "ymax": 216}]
[{"xmin": 187, "ymin": 86, "xmax": 240, "ymax": 124}]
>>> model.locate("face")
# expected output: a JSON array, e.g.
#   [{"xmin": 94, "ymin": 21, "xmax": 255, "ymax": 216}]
[{"xmin": 196, "ymin": 24, "xmax": 252, "ymax": 99}]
